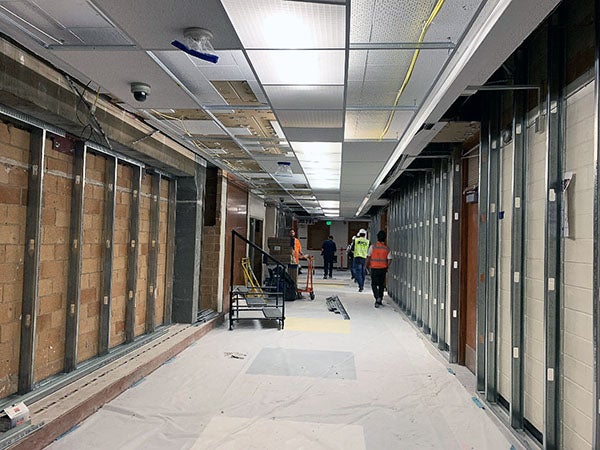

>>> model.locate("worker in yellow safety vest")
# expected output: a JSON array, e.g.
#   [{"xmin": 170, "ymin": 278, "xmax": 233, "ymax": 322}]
[
  {"xmin": 351, "ymin": 229, "xmax": 370, "ymax": 292},
  {"xmin": 366, "ymin": 230, "xmax": 392, "ymax": 308}
]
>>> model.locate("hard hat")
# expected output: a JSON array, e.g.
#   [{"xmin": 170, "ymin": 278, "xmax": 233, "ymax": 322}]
[{"xmin": 358, "ymin": 228, "xmax": 367, "ymax": 235}]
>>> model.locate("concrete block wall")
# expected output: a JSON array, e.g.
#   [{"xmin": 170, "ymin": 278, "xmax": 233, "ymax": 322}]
[
  {"xmin": 78, "ymin": 153, "xmax": 106, "ymax": 363},
  {"xmin": 200, "ymin": 170, "xmax": 224, "ymax": 312},
  {"xmin": 560, "ymin": 81, "xmax": 594, "ymax": 449},
  {"xmin": 497, "ymin": 141, "xmax": 513, "ymax": 401},
  {"xmin": 34, "ymin": 142, "xmax": 72, "ymax": 382},
  {"xmin": 524, "ymin": 113, "xmax": 547, "ymax": 432},
  {"xmin": 0, "ymin": 122, "xmax": 29, "ymax": 397},
  {"xmin": 136, "ymin": 174, "xmax": 151, "ymax": 337},
  {"xmin": 110, "ymin": 163, "xmax": 132, "ymax": 348},
  {"xmin": 156, "ymin": 179, "xmax": 170, "ymax": 325}
]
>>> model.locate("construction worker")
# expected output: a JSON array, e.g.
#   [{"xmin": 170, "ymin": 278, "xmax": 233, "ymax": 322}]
[
  {"xmin": 366, "ymin": 230, "xmax": 392, "ymax": 308},
  {"xmin": 289, "ymin": 229, "xmax": 304, "ymax": 273},
  {"xmin": 351, "ymin": 229, "xmax": 369, "ymax": 292}
]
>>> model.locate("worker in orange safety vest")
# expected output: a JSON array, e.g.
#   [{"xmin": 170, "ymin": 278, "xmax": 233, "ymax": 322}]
[{"xmin": 366, "ymin": 230, "xmax": 392, "ymax": 308}]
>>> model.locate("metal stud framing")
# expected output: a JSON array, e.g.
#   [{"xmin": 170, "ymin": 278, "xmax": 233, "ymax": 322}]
[
  {"xmin": 423, "ymin": 173, "xmax": 432, "ymax": 334},
  {"xmin": 18, "ymin": 128, "xmax": 45, "ymax": 393},
  {"xmin": 485, "ymin": 100, "xmax": 500, "ymax": 402},
  {"xmin": 477, "ymin": 109, "xmax": 490, "ymax": 392},
  {"xmin": 595, "ymin": 0, "xmax": 600, "ymax": 446},
  {"xmin": 65, "ymin": 142, "xmax": 86, "ymax": 372},
  {"xmin": 544, "ymin": 11, "xmax": 564, "ymax": 449},
  {"xmin": 163, "ymin": 179, "xmax": 177, "ymax": 325},
  {"xmin": 431, "ymin": 163, "xmax": 441, "ymax": 342},
  {"xmin": 411, "ymin": 181, "xmax": 418, "ymax": 321},
  {"xmin": 510, "ymin": 48, "xmax": 527, "ymax": 430},
  {"xmin": 449, "ymin": 148, "xmax": 462, "ymax": 363},
  {"xmin": 416, "ymin": 175, "xmax": 424, "ymax": 327},
  {"xmin": 126, "ymin": 165, "xmax": 141, "ymax": 343},
  {"xmin": 98, "ymin": 156, "xmax": 117, "ymax": 355},
  {"xmin": 438, "ymin": 160, "xmax": 449, "ymax": 351},
  {"xmin": 146, "ymin": 173, "xmax": 161, "ymax": 333}
]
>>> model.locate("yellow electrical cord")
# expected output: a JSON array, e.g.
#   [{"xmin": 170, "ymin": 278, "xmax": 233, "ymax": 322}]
[{"xmin": 378, "ymin": 0, "xmax": 447, "ymax": 140}]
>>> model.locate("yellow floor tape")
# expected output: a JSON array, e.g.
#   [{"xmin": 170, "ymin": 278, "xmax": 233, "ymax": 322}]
[{"xmin": 284, "ymin": 317, "xmax": 350, "ymax": 334}]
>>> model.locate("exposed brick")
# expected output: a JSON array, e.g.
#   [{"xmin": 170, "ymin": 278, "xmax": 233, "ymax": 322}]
[
  {"xmin": 38, "ymin": 293, "xmax": 63, "ymax": 315},
  {"xmin": 0, "ymin": 321, "xmax": 19, "ymax": 344},
  {"xmin": 9, "ymin": 126, "xmax": 30, "ymax": 150},
  {"xmin": 0, "ymin": 186, "xmax": 22, "ymax": 205}
]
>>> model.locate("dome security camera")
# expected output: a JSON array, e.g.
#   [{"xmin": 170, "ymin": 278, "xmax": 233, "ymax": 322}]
[{"xmin": 130, "ymin": 82, "xmax": 151, "ymax": 102}]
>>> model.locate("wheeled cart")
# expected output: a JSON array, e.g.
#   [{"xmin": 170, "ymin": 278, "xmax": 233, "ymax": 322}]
[{"xmin": 297, "ymin": 255, "xmax": 315, "ymax": 300}]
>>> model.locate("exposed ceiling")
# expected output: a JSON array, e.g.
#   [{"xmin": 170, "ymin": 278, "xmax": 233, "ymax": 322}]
[{"xmin": 0, "ymin": 0, "xmax": 559, "ymax": 218}]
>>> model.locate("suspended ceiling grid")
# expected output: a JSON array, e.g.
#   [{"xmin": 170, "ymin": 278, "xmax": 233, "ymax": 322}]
[{"xmin": 0, "ymin": 0, "xmax": 562, "ymax": 218}]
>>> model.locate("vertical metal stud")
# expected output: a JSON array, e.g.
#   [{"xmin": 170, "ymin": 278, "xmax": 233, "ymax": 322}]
[
  {"xmin": 423, "ymin": 172, "xmax": 432, "ymax": 334},
  {"xmin": 18, "ymin": 128, "xmax": 45, "ymax": 393},
  {"xmin": 544, "ymin": 10, "xmax": 564, "ymax": 449},
  {"xmin": 416, "ymin": 174, "xmax": 424, "ymax": 327},
  {"xmin": 449, "ymin": 148, "xmax": 462, "ymax": 364},
  {"xmin": 438, "ymin": 160, "xmax": 449, "ymax": 351},
  {"xmin": 477, "ymin": 108, "xmax": 490, "ymax": 392},
  {"xmin": 510, "ymin": 47, "xmax": 527, "ymax": 430},
  {"xmin": 98, "ymin": 156, "xmax": 117, "ymax": 355},
  {"xmin": 594, "ymin": 0, "xmax": 600, "ymax": 446},
  {"xmin": 163, "ymin": 179, "xmax": 176, "ymax": 325},
  {"xmin": 486, "ymin": 97, "xmax": 501, "ymax": 402},
  {"xmin": 146, "ymin": 173, "xmax": 161, "ymax": 333},
  {"xmin": 65, "ymin": 142, "xmax": 86, "ymax": 372},
  {"xmin": 411, "ymin": 180, "xmax": 418, "ymax": 321},
  {"xmin": 431, "ymin": 163, "xmax": 441, "ymax": 342},
  {"xmin": 126, "ymin": 165, "xmax": 141, "ymax": 343}
]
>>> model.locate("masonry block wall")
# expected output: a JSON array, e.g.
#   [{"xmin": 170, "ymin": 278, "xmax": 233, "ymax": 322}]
[
  {"xmin": 561, "ymin": 81, "xmax": 594, "ymax": 449},
  {"xmin": 0, "ymin": 121, "xmax": 176, "ymax": 401},
  {"xmin": 34, "ymin": 141, "xmax": 72, "ymax": 382},
  {"xmin": 136, "ymin": 173, "xmax": 151, "ymax": 337},
  {"xmin": 200, "ymin": 168, "xmax": 223, "ymax": 312},
  {"xmin": 0, "ymin": 123, "xmax": 29, "ymax": 397},
  {"xmin": 111, "ymin": 163, "xmax": 132, "ymax": 348}
]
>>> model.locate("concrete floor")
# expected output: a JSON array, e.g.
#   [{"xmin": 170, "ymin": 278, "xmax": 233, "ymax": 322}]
[{"xmin": 46, "ymin": 270, "xmax": 526, "ymax": 450}]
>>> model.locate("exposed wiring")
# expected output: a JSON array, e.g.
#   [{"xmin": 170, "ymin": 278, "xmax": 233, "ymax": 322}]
[{"xmin": 378, "ymin": 0, "xmax": 447, "ymax": 140}]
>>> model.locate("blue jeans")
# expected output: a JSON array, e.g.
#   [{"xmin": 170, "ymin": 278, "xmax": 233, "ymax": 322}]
[{"xmin": 352, "ymin": 257, "xmax": 366, "ymax": 289}]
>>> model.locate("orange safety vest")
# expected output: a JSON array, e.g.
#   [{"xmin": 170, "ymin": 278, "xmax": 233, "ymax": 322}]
[{"xmin": 369, "ymin": 243, "xmax": 390, "ymax": 269}]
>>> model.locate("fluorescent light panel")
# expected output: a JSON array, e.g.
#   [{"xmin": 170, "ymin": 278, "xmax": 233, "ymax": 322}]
[{"xmin": 291, "ymin": 142, "xmax": 341, "ymax": 191}]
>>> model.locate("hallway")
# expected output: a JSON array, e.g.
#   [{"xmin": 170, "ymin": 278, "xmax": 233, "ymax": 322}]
[{"xmin": 47, "ymin": 273, "xmax": 522, "ymax": 450}]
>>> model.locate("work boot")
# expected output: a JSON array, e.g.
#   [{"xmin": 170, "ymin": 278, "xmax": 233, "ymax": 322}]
[
  {"xmin": 374, "ymin": 302, "xmax": 380, "ymax": 308},
  {"xmin": 375, "ymin": 298, "xmax": 383, "ymax": 307},
  {"xmin": 358, "ymin": 287, "xmax": 363, "ymax": 292}
]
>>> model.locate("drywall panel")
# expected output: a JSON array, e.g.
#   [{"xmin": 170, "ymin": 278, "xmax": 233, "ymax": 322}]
[
  {"xmin": 497, "ymin": 141, "xmax": 513, "ymax": 402},
  {"xmin": 560, "ymin": 81, "xmax": 594, "ymax": 450},
  {"xmin": 523, "ymin": 114, "xmax": 546, "ymax": 432}
]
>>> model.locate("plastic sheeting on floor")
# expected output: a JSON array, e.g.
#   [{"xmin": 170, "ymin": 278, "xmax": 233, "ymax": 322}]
[{"xmin": 47, "ymin": 271, "xmax": 523, "ymax": 450}]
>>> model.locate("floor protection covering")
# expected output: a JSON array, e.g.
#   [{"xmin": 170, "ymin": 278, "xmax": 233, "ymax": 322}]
[{"xmin": 48, "ymin": 273, "xmax": 522, "ymax": 450}]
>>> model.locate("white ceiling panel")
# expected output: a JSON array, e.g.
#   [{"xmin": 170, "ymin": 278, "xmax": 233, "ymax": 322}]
[
  {"xmin": 350, "ymin": 0, "xmax": 435, "ymax": 43},
  {"xmin": 247, "ymin": 50, "xmax": 345, "ymax": 85},
  {"xmin": 221, "ymin": 0, "xmax": 345, "ymax": 49},
  {"xmin": 342, "ymin": 142, "xmax": 397, "ymax": 162},
  {"xmin": 264, "ymin": 85, "xmax": 344, "ymax": 110},
  {"xmin": 284, "ymin": 127, "xmax": 344, "ymax": 142},
  {"xmin": 277, "ymin": 110, "xmax": 343, "ymax": 128},
  {"xmin": 344, "ymin": 110, "xmax": 413, "ymax": 140},
  {"xmin": 425, "ymin": 0, "xmax": 482, "ymax": 43},
  {"xmin": 91, "ymin": 0, "xmax": 242, "ymax": 49}
]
